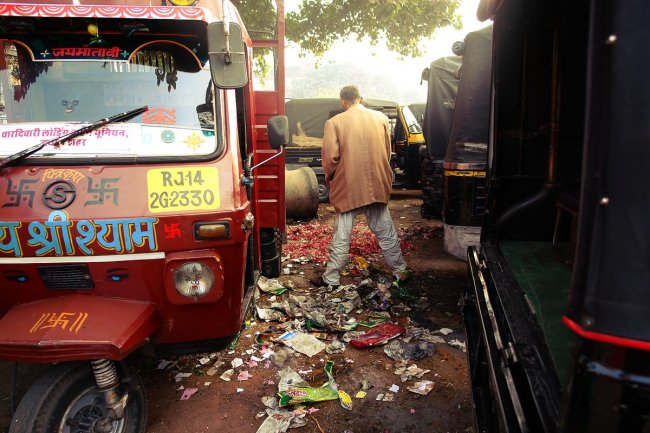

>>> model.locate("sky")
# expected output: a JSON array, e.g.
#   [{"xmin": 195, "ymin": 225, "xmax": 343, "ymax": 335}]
[{"xmin": 283, "ymin": 0, "xmax": 489, "ymax": 104}]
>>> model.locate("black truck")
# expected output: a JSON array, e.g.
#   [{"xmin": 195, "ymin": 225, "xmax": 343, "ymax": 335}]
[{"xmin": 464, "ymin": 0, "xmax": 650, "ymax": 432}]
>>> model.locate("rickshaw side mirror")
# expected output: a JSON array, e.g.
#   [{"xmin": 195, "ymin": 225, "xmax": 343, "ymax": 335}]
[
  {"xmin": 267, "ymin": 116, "xmax": 289, "ymax": 150},
  {"xmin": 244, "ymin": 116, "xmax": 288, "ymax": 177},
  {"xmin": 208, "ymin": 21, "xmax": 248, "ymax": 89}
]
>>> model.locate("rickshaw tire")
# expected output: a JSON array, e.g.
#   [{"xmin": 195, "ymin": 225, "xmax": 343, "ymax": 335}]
[{"xmin": 8, "ymin": 361, "xmax": 147, "ymax": 433}]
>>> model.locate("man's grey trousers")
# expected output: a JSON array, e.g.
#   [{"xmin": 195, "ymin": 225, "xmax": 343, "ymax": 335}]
[{"xmin": 323, "ymin": 203, "xmax": 407, "ymax": 285}]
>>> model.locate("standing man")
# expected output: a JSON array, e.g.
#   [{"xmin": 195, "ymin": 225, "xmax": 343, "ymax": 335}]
[{"xmin": 310, "ymin": 85, "xmax": 409, "ymax": 288}]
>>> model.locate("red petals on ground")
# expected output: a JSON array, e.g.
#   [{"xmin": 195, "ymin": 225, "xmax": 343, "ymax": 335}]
[{"xmin": 284, "ymin": 220, "xmax": 416, "ymax": 265}]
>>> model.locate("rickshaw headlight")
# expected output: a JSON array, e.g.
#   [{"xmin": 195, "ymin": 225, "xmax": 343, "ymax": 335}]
[{"xmin": 173, "ymin": 262, "xmax": 214, "ymax": 298}]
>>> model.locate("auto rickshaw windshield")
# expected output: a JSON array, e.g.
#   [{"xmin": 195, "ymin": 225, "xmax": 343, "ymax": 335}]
[
  {"xmin": 401, "ymin": 105, "xmax": 422, "ymax": 135},
  {"xmin": 0, "ymin": 41, "xmax": 223, "ymax": 160}
]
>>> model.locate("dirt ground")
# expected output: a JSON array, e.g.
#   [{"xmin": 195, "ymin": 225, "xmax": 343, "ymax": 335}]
[
  {"xmin": 0, "ymin": 189, "xmax": 473, "ymax": 433},
  {"xmin": 142, "ymin": 189, "xmax": 472, "ymax": 433}
]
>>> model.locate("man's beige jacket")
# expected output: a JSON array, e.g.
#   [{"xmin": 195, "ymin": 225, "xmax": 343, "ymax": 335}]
[{"xmin": 322, "ymin": 103, "xmax": 393, "ymax": 213}]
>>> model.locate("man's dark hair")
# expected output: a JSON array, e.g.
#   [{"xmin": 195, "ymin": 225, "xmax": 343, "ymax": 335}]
[{"xmin": 340, "ymin": 85, "xmax": 361, "ymax": 102}]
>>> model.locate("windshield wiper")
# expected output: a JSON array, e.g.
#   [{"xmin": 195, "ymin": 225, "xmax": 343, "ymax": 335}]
[{"xmin": 0, "ymin": 105, "xmax": 148, "ymax": 170}]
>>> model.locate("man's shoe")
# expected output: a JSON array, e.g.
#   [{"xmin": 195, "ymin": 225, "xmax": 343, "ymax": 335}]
[
  {"xmin": 309, "ymin": 276, "xmax": 339, "ymax": 289},
  {"xmin": 395, "ymin": 269, "xmax": 412, "ymax": 284}
]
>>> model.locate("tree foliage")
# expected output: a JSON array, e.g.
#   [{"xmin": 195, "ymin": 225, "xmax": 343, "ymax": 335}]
[
  {"xmin": 232, "ymin": 0, "xmax": 277, "ymax": 41},
  {"xmin": 234, "ymin": 0, "xmax": 462, "ymax": 59}
]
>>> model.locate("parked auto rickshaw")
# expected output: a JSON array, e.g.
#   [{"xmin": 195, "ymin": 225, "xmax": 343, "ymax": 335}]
[
  {"xmin": 420, "ymin": 55, "xmax": 461, "ymax": 219},
  {"xmin": 464, "ymin": 0, "xmax": 650, "ymax": 431},
  {"xmin": 442, "ymin": 25, "xmax": 492, "ymax": 259}
]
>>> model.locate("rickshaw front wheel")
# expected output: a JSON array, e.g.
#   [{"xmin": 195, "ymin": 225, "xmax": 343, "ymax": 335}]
[{"xmin": 8, "ymin": 361, "xmax": 147, "ymax": 433}]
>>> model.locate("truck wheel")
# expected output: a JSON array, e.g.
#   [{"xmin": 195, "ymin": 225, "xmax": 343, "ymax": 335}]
[
  {"xmin": 318, "ymin": 181, "xmax": 330, "ymax": 203},
  {"xmin": 9, "ymin": 362, "xmax": 146, "ymax": 433}
]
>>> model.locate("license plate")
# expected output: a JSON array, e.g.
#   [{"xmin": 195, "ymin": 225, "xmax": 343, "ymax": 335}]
[{"xmin": 147, "ymin": 167, "xmax": 220, "ymax": 213}]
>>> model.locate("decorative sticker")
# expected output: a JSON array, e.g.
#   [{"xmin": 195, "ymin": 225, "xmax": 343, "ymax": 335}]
[
  {"xmin": 164, "ymin": 223, "xmax": 181, "ymax": 239},
  {"xmin": 144, "ymin": 108, "xmax": 177, "ymax": 126},
  {"xmin": 85, "ymin": 177, "xmax": 120, "ymax": 206},
  {"xmin": 161, "ymin": 130, "xmax": 176, "ymax": 144},
  {"xmin": 2, "ymin": 179, "xmax": 37, "ymax": 208},
  {"xmin": 147, "ymin": 167, "xmax": 219, "ymax": 214},
  {"xmin": 30, "ymin": 312, "xmax": 88, "ymax": 334},
  {"xmin": 0, "ymin": 121, "xmax": 219, "ymax": 158},
  {"xmin": 41, "ymin": 169, "xmax": 85, "ymax": 185},
  {"xmin": 0, "ymin": 210, "xmax": 158, "ymax": 257},
  {"xmin": 0, "ymin": 5, "xmax": 206, "ymax": 21},
  {"xmin": 41, "ymin": 47, "xmax": 125, "ymax": 60},
  {"xmin": 183, "ymin": 132, "xmax": 205, "ymax": 150},
  {"xmin": 0, "ymin": 123, "xmax": 132, "ymax": 154}
]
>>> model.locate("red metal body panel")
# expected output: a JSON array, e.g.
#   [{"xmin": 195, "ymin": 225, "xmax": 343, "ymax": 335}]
[
  {"xmin": 0, "ymin": 165, "xmax": 251, "ymax": 345},
  {"xmin": 0, "ymin": 295, "xmax": 159, "ymax": 362}
]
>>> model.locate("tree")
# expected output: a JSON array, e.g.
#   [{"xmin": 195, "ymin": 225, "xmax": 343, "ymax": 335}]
[{"xmin": 234, "ymin": 0, "xmax": 462, "ymax": 59}]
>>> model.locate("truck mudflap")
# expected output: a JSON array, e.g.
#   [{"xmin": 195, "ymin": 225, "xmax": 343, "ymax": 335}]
[
  {"xmin": 464, "ymin": 246, "xmax": 562, "ymax": 433},
  {"xmin": 0, "ymin": 294, "xmax": 160, "ymax": 363}
]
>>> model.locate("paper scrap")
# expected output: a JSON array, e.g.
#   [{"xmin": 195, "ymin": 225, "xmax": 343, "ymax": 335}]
[
  {"xmin": 180, "ymin": 388, "xmax": 198, "ymax": 400},
  {"xmin": 174, "ymin": 372, "xmax": 192, "ymax": 382},
  {"xmin": 257, "ymin": 276, "xmax": 286, "ymax": 294},
  {"xmin": 407, "ymin": 380, "xmax": 435, "ymax": 395},
  {"xmin": 277, "ymin": 331, "xmax": 326, "ymax": 357},
  {"xmin": 156, "ymin": 360, "xmax": 173, "ymax": 370},
  {"xmin": 448, "ymin": 339, "xmax": 467, "ymax": 352},
  {"xmin": 238, "ymin": 370, "xmax": 252, "ymax": 381},
  {"xmin": 220, "ymin": 369, "xmax": 234, "ymax": 382}
]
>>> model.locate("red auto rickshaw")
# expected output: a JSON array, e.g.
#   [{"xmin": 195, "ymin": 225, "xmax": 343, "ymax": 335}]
[{"xmin": 0, "ymin": 1, "xmax": 286, "ymax": 431}]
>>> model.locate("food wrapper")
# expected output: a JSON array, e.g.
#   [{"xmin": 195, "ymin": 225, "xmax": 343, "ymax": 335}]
[
  {"xmin": 278, "ymin": 361, "xmax": 352, "ymax": 409},
  {"xmin": 338, "ymin": 390, "xmax": 353, "ymax": 410},
  {"xmin": 349, "ymin": 321, "xmax": 405, "ymax": 348},
  {"xmin": 278, "ymin": 384, "xmax": 339, "ymax": 407}
]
